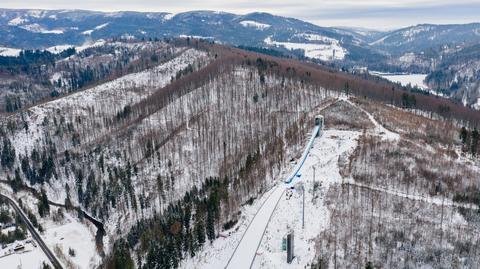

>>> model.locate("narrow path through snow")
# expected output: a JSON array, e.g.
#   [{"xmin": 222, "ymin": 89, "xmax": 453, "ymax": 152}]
[
  {"xmin": 343, "ymin": 97, "xmax": 399, "ymax": 141},
  {"xmin": 344, "ymin": 180, "xmax": 478, "ymax": 210}
]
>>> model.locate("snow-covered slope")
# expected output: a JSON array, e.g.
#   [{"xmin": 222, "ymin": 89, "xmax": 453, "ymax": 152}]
[
  {"xmin": 264, "ymin": 36, "xmax": 347, "ymax": 61},
  {"xmin": 239, "ymin": 20, "xmax": 271, "ymax": 30},
  {"xmin": 0, "ymin": 46, "xmax": 21, "ymax": 56},
  {"xmin": 369, "ymin": 23, "xmax": 480, "ymax": 55}
]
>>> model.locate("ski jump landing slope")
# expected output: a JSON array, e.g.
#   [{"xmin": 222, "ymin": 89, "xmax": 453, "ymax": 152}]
[{"xmin": 225, "ymin": 125, "xmax": 321, "ymax": 269}]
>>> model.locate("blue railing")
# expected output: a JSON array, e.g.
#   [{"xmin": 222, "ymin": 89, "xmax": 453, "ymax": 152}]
[{"xmin": 284, "ymin": 125, "xmax": 321, "ymax": 184}]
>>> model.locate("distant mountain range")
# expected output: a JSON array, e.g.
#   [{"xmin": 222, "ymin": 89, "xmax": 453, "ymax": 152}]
[
  {"xmin": 368, "ymin": 24, "xmax": 480, "ymax": 54},
  {"xmin": 1, "ymin": 8, "xmax": 479, "ymax": 106},
  {"xmin": 1, "ymin": 9, "xmax": 479, "ymax": 56}
]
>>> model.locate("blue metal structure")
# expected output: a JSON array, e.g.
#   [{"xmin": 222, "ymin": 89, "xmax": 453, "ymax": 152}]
[{"xmin": 284, "ymin": 123, "xmax": 321, "ymax": 184}]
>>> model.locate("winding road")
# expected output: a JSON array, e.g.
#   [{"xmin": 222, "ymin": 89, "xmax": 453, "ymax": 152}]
[{"xmin": 0, "ymin": 193, "xmax": 63, "ymax": 269}]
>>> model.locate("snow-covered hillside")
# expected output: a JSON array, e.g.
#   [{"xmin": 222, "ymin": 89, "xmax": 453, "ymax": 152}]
[
  {"xmin": 264, "ymin": 36, "xmax": 347, "ymax": 61},
  {"xmin": 239, "ymin": 20, "xmax": 271, "ymax": 30},
  {"xmin": 0, "ymin": 46, "xmax": 21, "ymax": 56},
  {"xmin": 371, "ymin": 72, "xmax": 429, "ymax": 89},
  {"xmin": 0, "ymin": 43, "xmax": 211, "ymax": 268}
]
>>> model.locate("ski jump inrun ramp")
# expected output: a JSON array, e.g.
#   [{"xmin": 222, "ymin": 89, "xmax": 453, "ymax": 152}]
[{"xmin": 225, "ymin": 124, "xmax": 321, "ymax": 269}]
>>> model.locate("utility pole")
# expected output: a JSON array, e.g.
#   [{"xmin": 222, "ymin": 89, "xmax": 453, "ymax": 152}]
[
  {"xmin": 313, "ymin": 166, "xmax": 316, "ymax": 185},
  {"xmin": 302, "ymin": 184, "xmax": 305, "ymax": 229}
]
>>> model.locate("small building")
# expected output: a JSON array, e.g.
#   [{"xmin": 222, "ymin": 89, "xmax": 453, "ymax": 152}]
[
  {"xmin": 13, "ymin": 244, "xmax": 25, "ymax": 252},
  {"xmin": 315, "ymin": 115, "xmax": 324, "ymax": 137},
  {"xmin": 352, "ymin": 66, "xmax": 368, "ymax": 74},
  {"xmin": 315, "ymin": 115, "xmax": 324, "ymax": 127},
  {"xmin": 287, "ymin": 231, "xmax": 294, "ymax": 263}
]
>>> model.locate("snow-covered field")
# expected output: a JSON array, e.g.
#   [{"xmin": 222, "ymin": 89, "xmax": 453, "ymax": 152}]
[
  {"xmin": 371, "ymin": 72, "xmax": 448, "ymax": 96},
  {"xmin": 371, "ymin": 72, "xmax": 428, "ymax": 89},
  {"xmin": 82, "ymin": 23, "xmax": 110, "ymax": 35},
  {"xmin": 42, "ymin": 213, "xmax": 100, "ymax": 269},
  {"xmin": 0, "ymin": 239, "xmax": 51, "ymax": 269},
  {"xmin": 0, "ymin": 46, "xmax": 22, "ymax": 57},
  {"xmin": 0, "ymin": 39, "xmax": 109, "ymax": 57},
  {"xmin": 294, "ymin": 33, "xmax": 338, "ymax": 43},
  {"xmin": 19, "ymin": 23, "xmax": 64, "ymax": 34},
  {"xmin": 239, "ymin": 20, "xmax": 271, "ymax": 30},
  {"xmin": 264, "ymin": 36, "xmax": 347, "ymax": 61},
  {"xmin": 382, "ymin": 74, "xmax": 428, "ymax": 89},
  {"xmin": 46, "ymin": 39, "xmax": 108, "ymax": 54}
]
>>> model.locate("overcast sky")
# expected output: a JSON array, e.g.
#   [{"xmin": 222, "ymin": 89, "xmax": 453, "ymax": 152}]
[{"xmin": 2, "ymin": 0, "xmax": 479, "ymax": 29}]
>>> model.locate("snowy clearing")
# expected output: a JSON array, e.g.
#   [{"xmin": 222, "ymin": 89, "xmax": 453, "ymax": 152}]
[
  {"xmin": 82, "ymin": 30, "xmax": 94, "ymax": 35},
  {"xmin": 20, "ymin": 23, "xmax": 64, "ymax": 34},
  {"xmin": 8, "ymin": 16, "xmax": 28, "ymax": 26},
  {"xmin": 42, "ymin": 213, "xmax": 101, "ymax": 269},
  {"xmin": 0, "ymin": 46, "xmax": 22, "ymax": 57},
  {"xmin": 371, "ymin": 72, "xmax": 428, "ymax": 89},
  {"xmin": 163, "ymin": 13, "xmax": 175, "ymax": 21},
  {"xmin": 239, "ymin": 20, "xmax": 271, "ymax": 30},
  {"xmin": 46, "ymin": 45, "xmax": 75, "ymax": 53},
  {"xmin": 371, "ymin": 72, "xmax": 448, "ymax": 97},
  {"xmin": 0, "ymin": 239, "xmax": 51, "ymax": 269},
  {"xmin": 294, "ymin": 33, "xmax": 338, "ymax": 43},
  {"xmin": 83, "ymin": 23, "xmax": 110, "ymax": 35},
  {"xmin": 264, "ymin": 37, "xmax": 347, "ymax": 61},
  {"xmin": 94, "ymin": 23, "xmax": 109, "ymax": 30}
]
